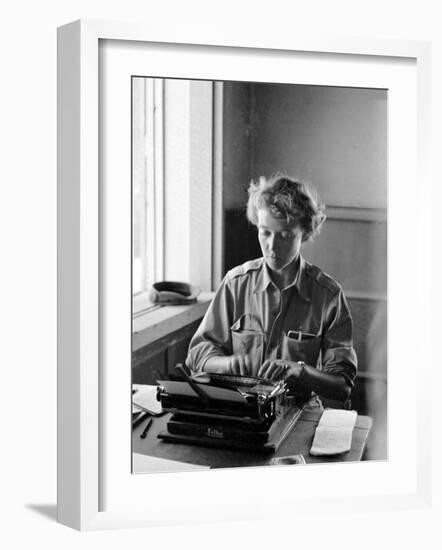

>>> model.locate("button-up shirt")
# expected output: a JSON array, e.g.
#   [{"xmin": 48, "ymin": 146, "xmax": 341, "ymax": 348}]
[{"xmin": 186, "ymin": 256, "xmax": 357, "ymax": 389}]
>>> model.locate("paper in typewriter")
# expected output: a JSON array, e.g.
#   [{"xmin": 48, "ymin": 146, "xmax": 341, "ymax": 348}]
[
  {"xmin": 310, "ymin": 409, "xmax": 357, "ymax": 456},
  {"xmin": 133, "ymin": 384, "xmax": 163, "ymax": 415}
]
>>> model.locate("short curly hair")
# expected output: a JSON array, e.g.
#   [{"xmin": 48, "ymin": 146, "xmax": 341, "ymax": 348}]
[{"xmin": 246, "ymin": 173, "xmax": 326, "ymax": 242}]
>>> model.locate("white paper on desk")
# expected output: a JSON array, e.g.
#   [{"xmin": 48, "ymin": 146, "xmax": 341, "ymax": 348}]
[
  {"xmin": 132, "ymin": 453, "xmax": 210, "ymax": 474},
  {"xmin": 132, "ymin": 384, "xmax": 163, "ymax": 415},
  {"xmin": 310, "ymin": 409, "xmax": 357, "ymax": 456}
]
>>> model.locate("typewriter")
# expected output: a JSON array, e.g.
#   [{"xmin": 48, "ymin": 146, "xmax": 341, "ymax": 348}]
[{"xmin": 156, "ymin": 364, "xmax": 304, "ymax": 452}]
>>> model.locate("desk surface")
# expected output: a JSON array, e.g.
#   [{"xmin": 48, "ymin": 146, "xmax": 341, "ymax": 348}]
[{"xmin": 132, "ymin": 409, "xmax": 372, "ymax": 470}]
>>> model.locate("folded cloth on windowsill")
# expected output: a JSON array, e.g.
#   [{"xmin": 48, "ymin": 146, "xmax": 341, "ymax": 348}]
[
  {"xmin": 148, "ymin": 281, "xmax": 201, "ymax": 305},
  {"xmin": 310, "ymin": 409, "xmax": 357, "ymax": 456}
]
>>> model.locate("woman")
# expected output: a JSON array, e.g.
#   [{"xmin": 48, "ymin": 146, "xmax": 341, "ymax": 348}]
[{"xmin": 186, "ymin": 174, "xmax": 357, "ymax": 405}]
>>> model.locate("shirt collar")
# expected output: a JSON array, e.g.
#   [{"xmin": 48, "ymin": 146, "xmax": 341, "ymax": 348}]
[{"xmin": 253, "ymin": 255, "xmax": 311, "ymax": 302}]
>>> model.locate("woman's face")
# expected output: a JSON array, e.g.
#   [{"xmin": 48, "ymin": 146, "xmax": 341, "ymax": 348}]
[{"xmin": 257, "ymin": 207, "xmax": 303, "ymax": 272}]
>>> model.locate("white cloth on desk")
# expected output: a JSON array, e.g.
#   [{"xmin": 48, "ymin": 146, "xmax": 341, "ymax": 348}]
[{"xmin": 310, "ymin": 408, "xmax": 357, "ymax": 456}]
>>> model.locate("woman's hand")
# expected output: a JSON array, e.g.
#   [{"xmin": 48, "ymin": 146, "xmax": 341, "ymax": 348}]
[
  {"xmin": 258, "ymin": 360, "xmax": 351, "ymax": 401},
  {"xmin": 204, "ymin": 354, "xmax": 253, "ymax": 376},
  {"xmin": 258, "ymin": 359, "xmax": 303, "ymax": 381},
  {"xmin": 229, "ymin": 354, "xmax": 254, "ymax": 376}
]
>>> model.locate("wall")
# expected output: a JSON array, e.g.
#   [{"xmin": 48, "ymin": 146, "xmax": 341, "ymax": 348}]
[
  {"xmin": 251, "ymin": 83, "xmax": 387, "ymax": 208},
  {"xmin": 222, "ymin": 82, "xmax": 252, "ymax": 210}
]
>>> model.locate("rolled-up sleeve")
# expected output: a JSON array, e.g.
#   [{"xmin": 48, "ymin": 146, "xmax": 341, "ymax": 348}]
[
  {"xmin": 186, "ymin": 276, "xmax": 234, "ymax": 372},
  {"xmin": 321, "ymin": 289, "xmax": 358, "ymax": 387}
]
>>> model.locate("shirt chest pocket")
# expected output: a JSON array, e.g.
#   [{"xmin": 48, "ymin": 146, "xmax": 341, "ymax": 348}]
[
  {"xmin": 230, "ymin": 315, "xmax": 264, "ymax": 369},
  {"xmin": 281, "ymin": 331, "xmax": 321, "ymax": 367}
]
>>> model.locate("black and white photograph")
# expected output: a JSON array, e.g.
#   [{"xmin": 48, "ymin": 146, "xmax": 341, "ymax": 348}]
[{"xmin": 131, "ymin": 77, "xmax": 388, "ymax": 472}]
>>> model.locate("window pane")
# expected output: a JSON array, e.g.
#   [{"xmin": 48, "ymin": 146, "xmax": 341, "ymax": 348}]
[{"xmin": 132, "ymin": 77, "xmax": 164, "ymax": 295}]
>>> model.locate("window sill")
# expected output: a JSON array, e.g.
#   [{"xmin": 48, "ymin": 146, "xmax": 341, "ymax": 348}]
[{"xmin": 132, "ymin": 292, "xmax": 214, "ymax": 352}]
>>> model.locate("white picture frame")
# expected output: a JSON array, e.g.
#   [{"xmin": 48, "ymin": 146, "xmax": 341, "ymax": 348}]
[{"xmin": 57, "ymin": 19, "xmax": 433, "ymax": 531}]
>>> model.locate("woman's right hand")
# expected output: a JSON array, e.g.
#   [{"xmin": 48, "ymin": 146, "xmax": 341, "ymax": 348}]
[
  {"xmin": 229, "ymin": 353, "xmax": 253, "ymax": 376},
  {"xmin": 203, "ymin": 354, "xmax": 253, "ymax": 376}
]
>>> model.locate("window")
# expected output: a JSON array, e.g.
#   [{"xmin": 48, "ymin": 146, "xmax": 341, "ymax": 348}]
[
  {"xmin": 132, "ymin": 77, "xmax": 164, "ymax": 295},
  {"xmin": 132, "ymin": 77, "xmax": 217, "ymax": 309}
]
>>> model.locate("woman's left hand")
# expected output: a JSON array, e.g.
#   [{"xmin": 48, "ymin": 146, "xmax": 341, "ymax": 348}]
[{"xmin": 258, "ymin": 359, "xmax": 303, "ymax": 381}]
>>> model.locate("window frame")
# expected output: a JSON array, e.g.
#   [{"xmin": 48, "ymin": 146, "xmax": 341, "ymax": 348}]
[{"xmin": 132, "ymin": 77, "xmax": 165, "ymax": 297}]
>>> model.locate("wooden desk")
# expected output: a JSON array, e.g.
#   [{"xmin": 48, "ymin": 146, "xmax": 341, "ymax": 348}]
[{"xmin": 132, "ymin": 409, "xmax": 372, "ymax": 470}]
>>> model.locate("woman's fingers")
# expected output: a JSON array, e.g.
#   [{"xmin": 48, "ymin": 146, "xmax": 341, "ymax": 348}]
[
  {"xmin": 245, "ymin": 354, "xmax": 253, "ymax": 374},
  {"xmin": 261, "ymin": 361, "xmax": 279, "ymax": 380},
  {"xmin": 267, "ymin": 363, "xmax": 286, "ymax": 380},
  {"xmin": 239, "ymin": 358, "xmax": 247, "ymax": 376},
  {"xmin": 231, "ymin": 354, "xmax": 251, "ymax": 376},
  {"xmin": 258, "ymin": 360, "xmax": 271, "ymax": 378},
  {"xmin": 259, "ymin": 360, "xmax": 288, "ymax": 380}
]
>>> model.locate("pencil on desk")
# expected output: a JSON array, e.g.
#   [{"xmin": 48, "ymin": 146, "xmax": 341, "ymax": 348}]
[
  {"xmin": 140, "ymin": 417, "xmax": 153, "ymax": 439},
  {"xmin": 132, "ymin": 410, "xmax": 149, "ymax": 428}
]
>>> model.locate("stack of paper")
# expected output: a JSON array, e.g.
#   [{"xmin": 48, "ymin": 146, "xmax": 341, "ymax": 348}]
[{"xmin": 310, "ymin": 409, "xmax": 357, "ymax": 456}]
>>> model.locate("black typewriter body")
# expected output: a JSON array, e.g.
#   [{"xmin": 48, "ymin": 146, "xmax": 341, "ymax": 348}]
[{"xmin": 156, "ymin": 370, "xmax": 304, "ymax": 452}]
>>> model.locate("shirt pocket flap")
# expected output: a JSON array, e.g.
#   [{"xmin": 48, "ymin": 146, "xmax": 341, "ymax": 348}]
[{"xmin": 230, "ymin": 313, "xmax": 262, "ymax": 333}]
